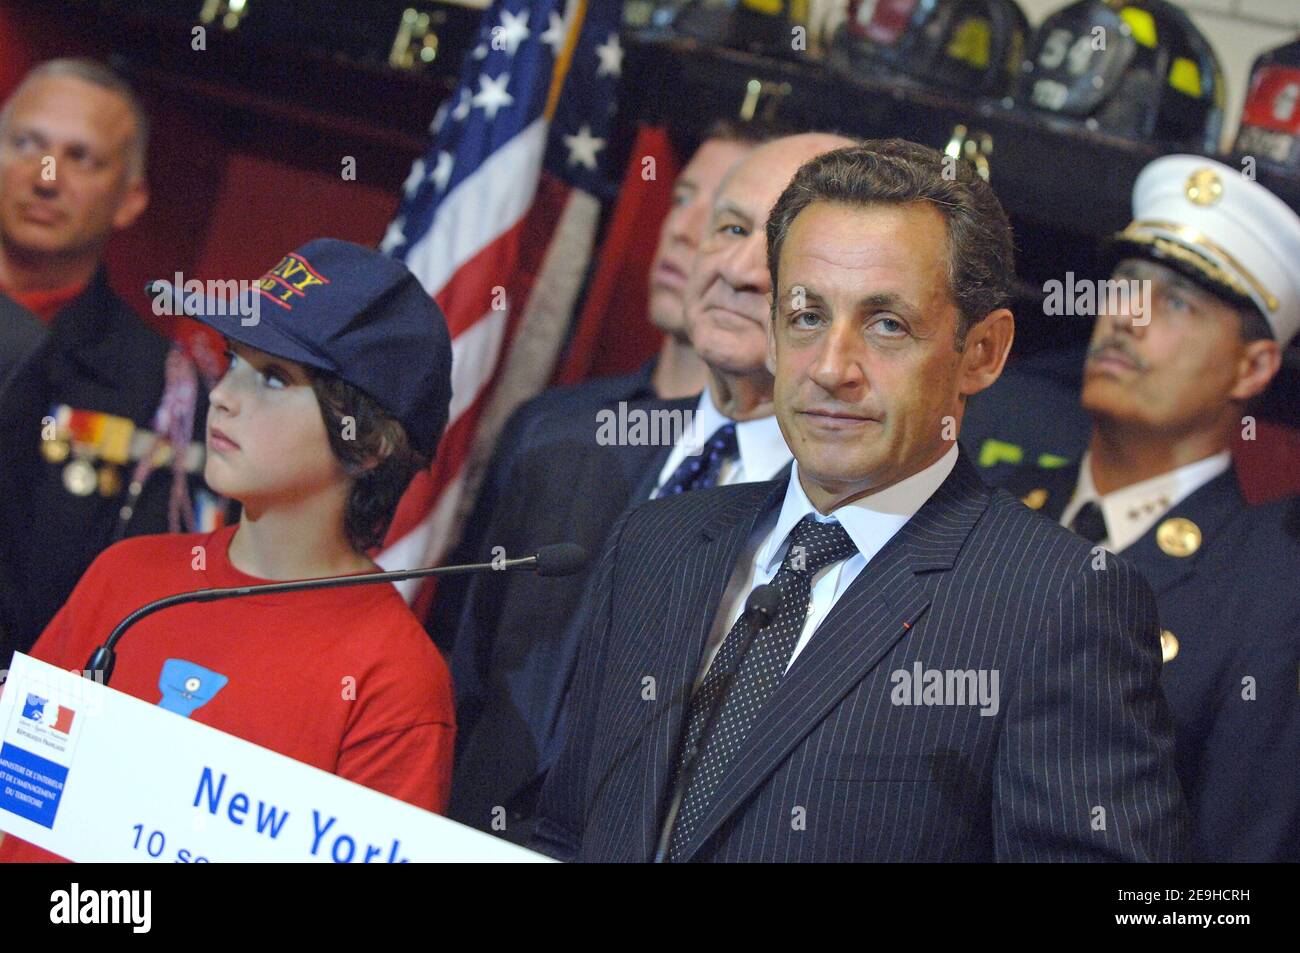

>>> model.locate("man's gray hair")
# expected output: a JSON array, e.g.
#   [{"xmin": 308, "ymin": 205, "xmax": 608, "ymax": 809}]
[{"xmin": 0, "ymin": 58, "xmax": 149, "ymax": 180}]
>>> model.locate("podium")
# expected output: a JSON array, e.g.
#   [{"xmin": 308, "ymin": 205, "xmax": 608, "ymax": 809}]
[{"xmin": 0, "ymin": 654, "xmax": 550, "ymax": 862}]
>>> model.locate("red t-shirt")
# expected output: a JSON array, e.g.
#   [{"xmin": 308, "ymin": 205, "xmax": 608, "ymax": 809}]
[{"xmin": 0, "ymin": 525, "xmax": 455, "ymax": 862}]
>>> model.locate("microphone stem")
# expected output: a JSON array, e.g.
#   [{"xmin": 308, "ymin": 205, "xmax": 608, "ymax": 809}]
[{"xmin": 88, "ymin": 555, "xmax": 541, "ymax": 677}]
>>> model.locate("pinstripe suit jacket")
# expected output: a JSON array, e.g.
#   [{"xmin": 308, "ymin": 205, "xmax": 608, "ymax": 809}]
[{"xmin": 531, "ymin": 451, "xmax": 1188, "ymax": 862}]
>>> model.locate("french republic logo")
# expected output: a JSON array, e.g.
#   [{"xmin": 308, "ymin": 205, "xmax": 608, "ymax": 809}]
[
  {"xmin": 5, "ymin": 690, "xmax": 79, "ymax": 828},
  {"xmin": 255, "ymin": 253, "xmax": 331, "ymax": 311},
  {"xmin": 21, "ymin": 694, "xmax": 76, "ymax": 735}
]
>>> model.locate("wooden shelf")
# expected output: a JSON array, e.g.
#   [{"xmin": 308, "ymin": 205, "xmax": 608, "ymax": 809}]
[
  {"xmin": 621, "ymin": 34, "xmax": 1300, "ymax": 235},
  {"xmin": 37, "ymin": 0, "xmax": 468, "ymax": 180}
]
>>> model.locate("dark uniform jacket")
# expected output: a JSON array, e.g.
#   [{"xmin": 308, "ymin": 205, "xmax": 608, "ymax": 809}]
[
  {"xmin": 1002, "ymin": 460, "xmax": 1300, "ymax": 861},
  {"xmin": 0, "ymin": 269, "xmax": 209, "ymax": 665},
  {"xmin": 0, "ymin": 290, "xmax": 48, "ymax": 404}
]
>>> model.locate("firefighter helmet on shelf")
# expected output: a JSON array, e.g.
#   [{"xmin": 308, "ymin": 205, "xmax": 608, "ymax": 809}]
[
  {"xmin": 669, "ymin": 0, "xmax": 810, "ymax": 58},
  {"xmin": 1234, "ymin": 37, "xmax": 1300, "ymax": 170},
  {"xmin": 828, "ymin": 0, "xmax": 1030, "ymax": 98},
  {"xmin": 1013, "ymin": 0, "xmax": 1225, "ymax": 152}
]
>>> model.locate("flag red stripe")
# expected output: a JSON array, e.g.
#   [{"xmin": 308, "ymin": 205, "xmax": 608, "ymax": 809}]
[
  {"xmin": 382, "ymin": 389, "xmax": 484, "ymax": 549},
  {"xmin": 557, "ymin": 125, "xmax": 679, "ymax": 384},
  {"xmin": 434, "ymin": 174, "xmax": 573, "ymax": 335},
  {"xmin": 383, "ymin": 176, "xmax": 577, "ymax": 553}
]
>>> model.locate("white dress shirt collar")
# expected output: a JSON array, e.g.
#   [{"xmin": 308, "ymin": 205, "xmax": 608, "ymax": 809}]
[
  {"xmin": 683, "ymin": 383, "xmax": 729, "ymax": 446},
  {"xmin": 757, "ymin": 444, "xmax": 960, "ymax": 574},
  {"xmin": 1062, "ymin": 449, "xmax": 1232, "ymax": 553}
]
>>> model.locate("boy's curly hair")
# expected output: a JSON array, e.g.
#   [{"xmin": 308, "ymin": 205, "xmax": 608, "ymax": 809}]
[{"xmin": 307, "ymin": 369, "xmax": 429, "ymax": 552}]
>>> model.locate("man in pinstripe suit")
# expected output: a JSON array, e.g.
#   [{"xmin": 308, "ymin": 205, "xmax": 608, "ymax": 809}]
[{"xmin": 532, "ymin": 140, "xmax": 1188, "ymax": 862}]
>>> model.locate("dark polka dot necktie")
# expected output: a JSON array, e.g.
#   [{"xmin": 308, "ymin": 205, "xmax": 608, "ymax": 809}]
[
  {"xmin": 666, "ymin": 514, "xmax": 858, "ymax": 860},
  {"xmin": 653, "ymin": 423, "xmax": 738, "ymax": 498}
]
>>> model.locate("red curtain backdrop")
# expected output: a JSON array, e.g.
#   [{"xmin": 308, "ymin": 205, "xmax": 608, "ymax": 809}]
[
  {"xmin": 0, "ymin": 5, "xmax": 405, "ymax": 371},
  {"xmin": 1235, "ymin": 422, "xmax": 1300, "ymax": 503},
  {"xmin": 555, "ymin": 124, "xmax": 680, "ymax": 384}
]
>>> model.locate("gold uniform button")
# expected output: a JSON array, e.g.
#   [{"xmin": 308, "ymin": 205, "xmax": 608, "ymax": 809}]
[
  {"xmin": 1160, "ymin": 630, "xmax": 1179, "ymax": 664},
  {"xmin": 1185, "ymin": 168, "xmax": 1223, "ymax": 206},
  {"xmin": 1156, "ymin": 517, "xmax": 1201, "ymax": 557},
  {"xmin": 41, "ymin": 438, "xmax": 71, "ymax": 464},
  {"xmin": 1022, "ymin": 488, "xmax": 1048, "ymax": 511},
  {"xmin": 62, "ymin": 458, "xmax": 98, "ymax": 496}
]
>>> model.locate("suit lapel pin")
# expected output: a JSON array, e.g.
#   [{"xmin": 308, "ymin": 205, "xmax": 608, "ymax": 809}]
[
  {"xmin": 1160, "ymin": 629, "xmax": 1180, "ymax": 664},
  {"xmin": 1156, "ymin": 517, "xmax": 1201, "ymax": 557}
]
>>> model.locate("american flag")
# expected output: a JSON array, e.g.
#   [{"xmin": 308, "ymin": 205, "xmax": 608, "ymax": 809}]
[{"xmin": 375, "ymin": 0, "xmax": 624, "ymax": 613}]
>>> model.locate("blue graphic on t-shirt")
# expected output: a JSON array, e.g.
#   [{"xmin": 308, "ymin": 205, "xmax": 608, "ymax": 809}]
[{"xmin": 157, "ymin": 659, "xmax": 228, "ymax": 717}]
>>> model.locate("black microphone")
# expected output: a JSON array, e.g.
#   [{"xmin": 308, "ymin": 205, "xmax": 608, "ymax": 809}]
[
  {"xmin": 744, "ymin": 584, "xmax": 781, "ymax": 628},
  {"xmin": 84, "ymin": 544, "xmax": 587, "ymax": 684},
  {"xmin": 652, "ymin": 582, "xmax": 779, "ymax": 863},
  {"xmin": 534, "ymin": 542, "xmax": 587, "ymax": 577}
]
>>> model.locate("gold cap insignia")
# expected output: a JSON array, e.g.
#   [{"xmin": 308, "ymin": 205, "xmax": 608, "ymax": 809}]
[
  {"xmin": 1022, "ymin": 488, "xmax": 1048, "ymax": 511},
  {"xmin": 1185, "ymin": 168, "xmax": 1223, "ymax": 207},
  {"xmin": 1160, "ymin": 629, "xmax": 1179, "ymax": 664},
  {"xmin": 1156, "ymin": 517, "xmax": 1201, "ymax": 557}
]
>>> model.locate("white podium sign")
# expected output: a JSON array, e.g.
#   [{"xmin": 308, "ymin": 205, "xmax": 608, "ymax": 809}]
[{"xmin": 0, "ymin": 654, "xmax": 549, "ymax": 862}]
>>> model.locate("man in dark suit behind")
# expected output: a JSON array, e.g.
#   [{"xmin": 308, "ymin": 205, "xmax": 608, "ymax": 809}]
[
  {"xmin": 439, "ymin": 123, "xmax": 774, "ymax": 837},
  {"xmin": 430, "ymin": 125, "xmax": 763, "ymax": 658},
  {"xmin": 533, "ymin": 140, "xmax": 1187, "ymax": 862}
]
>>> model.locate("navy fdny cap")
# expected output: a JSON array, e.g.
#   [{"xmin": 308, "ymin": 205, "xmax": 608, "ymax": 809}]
[{"xmin": 176, "ymin": 238, "xmax": 452, "ymax": 458}]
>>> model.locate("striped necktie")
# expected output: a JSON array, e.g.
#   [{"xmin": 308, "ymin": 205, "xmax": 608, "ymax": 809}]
[{"xmin": 653, "ymin": 422, "xmax": 738, "ymax": 498}]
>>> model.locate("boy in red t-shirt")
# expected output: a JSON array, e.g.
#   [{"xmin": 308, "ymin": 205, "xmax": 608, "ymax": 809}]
[{"xmin": 1, "ymin": 239, "xmax": 456, "ymax": 862}]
